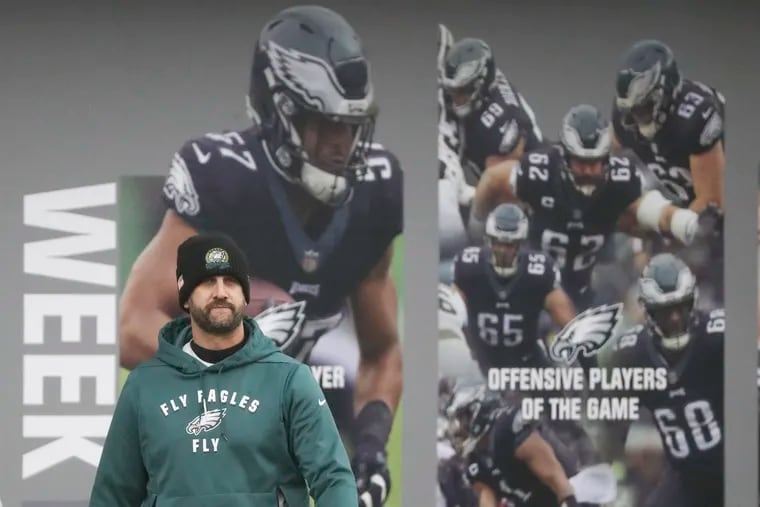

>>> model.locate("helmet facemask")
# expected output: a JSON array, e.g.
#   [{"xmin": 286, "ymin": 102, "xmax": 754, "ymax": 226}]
[
  {"xmin": 444, "ymin": 385, "xmax": 496, "ymax": 457},
  {"xmin": 560, "ymin": 105, "xmax": 611, "ymax": 197},
  {"xmin": 484, "ymin": 205, "xmax": 529, "ymax": 278},
  {"xmin": 644, "ymin": 297, "xmax": 695, "ymax": 351},
  {"xmin": 441, "ymin": 62, "xmax": 487, "ymax": 119},
  {"xmin": 638, "ymin": 260, "xmax": 698, "ymax": 352},
  {"xmin": 441, "ymin": 40, "xmax": 492, "ymax": 119},
  {"xmin": 566, "ymin": 156, "xmax": 608, "ymax": 198},
  {"xmin": 252, "ymin": 39, "xmax": 377, "ymax": 208},
  {"xmin": 274, "ymin": 92, "xmax": 376, "ymax": 207},
  {"xmin": 486, "ymin": 237, "xmax": 521, "ymax": 277},
  {"xmin": 616, "ymin": 62, "xmax": 671, "ymax": 140}
]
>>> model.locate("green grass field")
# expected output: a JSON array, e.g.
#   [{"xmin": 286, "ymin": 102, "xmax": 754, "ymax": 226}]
[{"xmin": 118, "ymin": 230, "xmax": 406, "ymax": 507}]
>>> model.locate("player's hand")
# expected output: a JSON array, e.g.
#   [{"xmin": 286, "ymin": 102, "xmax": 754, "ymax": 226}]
[
  {"xmin": 696, "ymin": 201, "xmax": 724, "ymax": 241},
  {"xmin": 352, "ymin": 441, "xmax": 391, "ymax": 507},
  {"xmin": 559, "ymin": 494, "xmax": 579, "ymax": 507}
]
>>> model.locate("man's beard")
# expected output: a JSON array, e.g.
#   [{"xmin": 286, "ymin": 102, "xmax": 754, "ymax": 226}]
[{"xmin": 189, "ymin": 300, "xmax": 245, "ymax": 335}]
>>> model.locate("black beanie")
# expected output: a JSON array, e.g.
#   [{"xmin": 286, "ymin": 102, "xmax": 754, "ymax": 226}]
[{"xmin": 176, "ymin": 233, "xmax": 251, "ymax": 311}]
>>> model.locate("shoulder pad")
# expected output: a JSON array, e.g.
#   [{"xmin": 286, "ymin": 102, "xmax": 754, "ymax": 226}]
[
  {"xmin": 162, "ymin": 129, "xmax": 261, "ymax": 227},
  {"xmin": 672, "ymin": 82, "xmax": 725, "ymax": 154}
]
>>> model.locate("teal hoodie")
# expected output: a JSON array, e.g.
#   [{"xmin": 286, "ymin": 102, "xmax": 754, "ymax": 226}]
[{"xmin": 89, "ymin": 316, "xmax": 358, "ymax": 507}]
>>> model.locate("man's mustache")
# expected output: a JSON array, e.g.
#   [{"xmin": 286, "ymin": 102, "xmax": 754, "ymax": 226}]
[{"xmin": 206, "ymin": 302, "xmax": 235, "ymax": 311}]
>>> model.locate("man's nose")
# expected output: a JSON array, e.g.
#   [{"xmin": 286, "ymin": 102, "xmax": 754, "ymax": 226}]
[{"xmin": 211, "ymin": 278, "xmax": 229, "ymax": 298}]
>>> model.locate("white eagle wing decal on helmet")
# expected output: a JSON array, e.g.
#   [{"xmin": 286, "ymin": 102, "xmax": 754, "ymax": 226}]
[
  {"xmin": 266, "ymin": 41, "xmax": 371, "ymax": 116},
  {"xmin": 254, "ymin": 300, "xmax": 307, "ymax": 350},
  {"xmin": 549, "ymin": 302, "xmax": 624, "ymax": 365}
]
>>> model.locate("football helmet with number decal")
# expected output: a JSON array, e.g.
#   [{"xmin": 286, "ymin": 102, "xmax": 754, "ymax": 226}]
[
  {"xmin": 444, "ymin": 382, "xmax": 503, "ymax": 456},
  {"xmin": 247, "ymin": 6, "xmax": 377, "ymax": 207},
  {"xmin": 638, "ymin": 253, "xmax": 697, "ymax": 351},
  {"xmin": 559, "ymin": 104, "xmax": 612, "ymax": 198},
  {"xmin": 484, "ymin": 203, "xmax": 528, "ymax": 277},
  {"xmin": 615, "ymin": 39, "xmax": 682, "ymax": 140},
  {"xmin": 440, "ymin": 38, "xmax": 496, "ymax": 119}
]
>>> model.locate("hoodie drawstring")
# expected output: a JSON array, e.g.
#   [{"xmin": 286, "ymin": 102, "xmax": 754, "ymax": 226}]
[
  {"xmin": 218, "ymin": 365, "xmax": 229, "ymax": 441},
  {"xmin": 197, "ymin": 367, "xmax": 229, "ymax": 442}
]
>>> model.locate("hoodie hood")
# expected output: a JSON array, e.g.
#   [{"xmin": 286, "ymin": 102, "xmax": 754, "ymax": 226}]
[{"xmin": 156, "ymin": 316, "xmax": 280, "ymax": 374}]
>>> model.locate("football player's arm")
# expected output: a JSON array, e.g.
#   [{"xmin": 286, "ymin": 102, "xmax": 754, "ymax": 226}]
[
  {"xmin": 119, "ymin": 209, "xmax": 197, "ymax": 369},
  {"xmin": 544, "ymin": 263, "xmax": 575, "ymax": 329},
  {"xmin": 689, "ymin": 139, "xmax": 725, "ymax": 212},
  {"xmin": 610, "ymin": 128, "xmax": 624, "ymax": 154},
  {"xmin": 472, "ymin": 158, "xmax": 520, "ymax": 220},
  {"xmin": 88, "ymin": 376, "xmax": 148, "ymax": 506},
  {"xmin": 484, "ymin": 135, "xmax": 528, "ymax": 171},
  {"xmin": 470, "ymin": 158, "xmax": 522, "ymax": 240},
  {"xmin": 471, "ymin": 482, "xmax": 499, "ymax": 507},
  {"xmin": 352, "ymin": 243, "xmax": 402, "ymax": 416},
  {"xmin": 351, "ymin": 243, "xmax": 401, "ymax": 504},
  {"xmin": 609, "ymin": 105, "xmax": 628, "ymax": 155},
  {"xmin": 452, "ymin": 262, "xmax": 481, "ymax": 360},
  {"xmin": 622, "ymin": 189, "xmax": 698, "ymax": 245},
  {"xmin": 514, "ymin": 431, "xmax": 575, "ymax": 503}
]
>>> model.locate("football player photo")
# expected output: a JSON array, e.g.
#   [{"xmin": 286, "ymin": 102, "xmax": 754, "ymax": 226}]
[
  {"xmin": 116, "ymin": 6, "xmax": 404, "ymax": 507},
  {"xmin": 436, "ymin": 21, "xmax": 724, "ymax": 507}
]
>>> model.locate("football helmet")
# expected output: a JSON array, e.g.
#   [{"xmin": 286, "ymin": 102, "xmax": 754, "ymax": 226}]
[
  {"xmin": 638, "ymin": 253, "xmax": 697, "ymax": 351},
  {"xmin": 444, "ymin": 382, "xmax": 504, "ymax": 456},
  {"xmin": 615, "ymin": 39, "xmax": 681, "ymax": 140},
  {"xmin": 248, "ymin": 6, "xmax": 377, "ymax": 207},
  {"xmin": 440, "ymin": 38, "xmax": 495, "ymax": 118},
  {"xmin": 559, "ymin": 104, "xmax": 611, "ymax": 197},
  {"xmin": 484, "ymin": 203, "xmax": 528, "ymax": 277}
]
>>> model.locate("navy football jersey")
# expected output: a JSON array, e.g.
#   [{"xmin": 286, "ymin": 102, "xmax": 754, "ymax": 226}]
[
  {"xmin": 608, "ymin": 308, "xmax": 724, "ymax": 480},
  {"xmin": 460, "ymin": 70, "xmax": 543, "ymax": 178},
  {"xmin": 465, "ymin": 406, "xmax": 577, "ymax": 507},
  {"xmin": 162, "ymin": 127, "xmax": 403, "ymax": 360},
  {"xmin": 612, "ymin": 79, "xmax": 726, "ymax": 208},
  {"xmin": 453, "ymin": 246, "xmax": 560, "ymax": 374},
  {"xmin": 512, "ymin": 144, "xmax": 643, "ymax": 302}
]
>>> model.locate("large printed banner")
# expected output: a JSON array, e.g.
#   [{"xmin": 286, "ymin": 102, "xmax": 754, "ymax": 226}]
[
  {"xmin": 435, "ymin": 23, "xmax": 726, "ymax": 507},
  {"xmin": 11, "ymin": 167, "xmax": 406, "ymax": 506}
]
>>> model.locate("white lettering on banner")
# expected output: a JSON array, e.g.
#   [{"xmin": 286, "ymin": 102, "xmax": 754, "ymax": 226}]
[
  {"xmin": 22, "ymin": 415, "xmax": 112, "ymax": 479},
  {"xmin": 23, "ymin": 356, "xmax": 115, "ymax": 406},
  {"xmin": 21, "ymin": 183, "xmax": 118, "ymax": 482},
  {"xmin": 23, "ymin": 183, "xmax": 116, "ymax": 287},
  {"xmin": 24, "ymin": 294, "xmax": 116, "ymax": 345},
  {"xmin": 311, "ymin": 365, "xmax": 346, "ymax": 389}
]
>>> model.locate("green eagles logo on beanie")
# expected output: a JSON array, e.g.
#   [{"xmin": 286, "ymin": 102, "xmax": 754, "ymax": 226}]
[{"xmin": 205, "ymin": 247, "xmax": 230, "ymax": 269}]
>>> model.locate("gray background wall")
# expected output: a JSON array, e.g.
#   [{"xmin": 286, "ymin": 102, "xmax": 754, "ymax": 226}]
[{"xmin": 1, "ymin": 1, "xmax": 757, "ymax": 505}]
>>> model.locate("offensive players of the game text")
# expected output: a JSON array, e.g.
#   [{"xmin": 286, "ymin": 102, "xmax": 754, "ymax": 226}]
[
  {"xmin": 117, "ymin": 6, "xmax": 402, "ymax": 506},
  {"xmin": 90, "ymin": 233, "xmax": 358, "ymax": 506},
  {"xmin": 601, "ymin": 253, "xmax": 724, "ymax": 507},
  {"xmin": 611, "ymin": 39, "xmax": 724, "ymax": 213}
]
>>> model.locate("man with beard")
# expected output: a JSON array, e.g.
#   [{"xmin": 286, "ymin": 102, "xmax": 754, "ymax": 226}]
[{"xmin": 90, "ymin": 233, "xmax": 357, "ymax": 506}]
